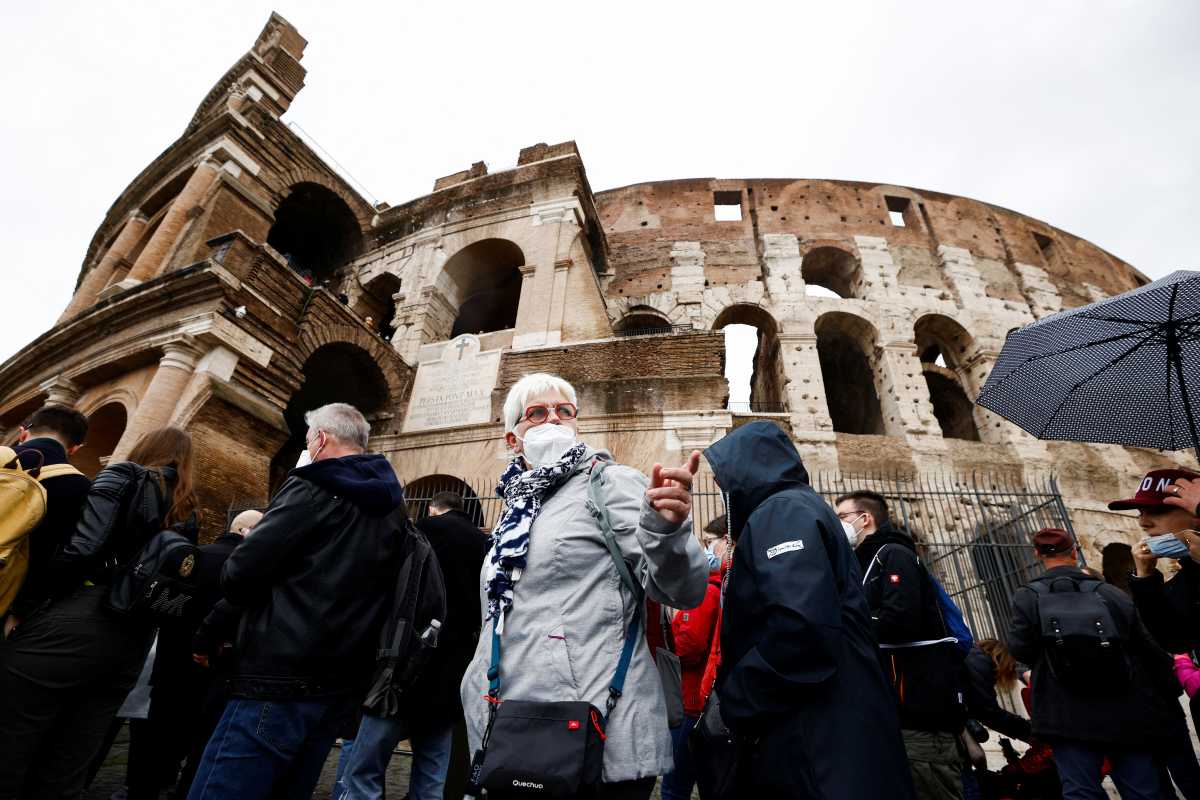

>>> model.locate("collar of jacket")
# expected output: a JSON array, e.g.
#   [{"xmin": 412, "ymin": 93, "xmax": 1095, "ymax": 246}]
[
  {"xmin": 856, "ymin": 522, "xmax": 915, "ymax": 567},
  {"xmin": 15, "ymin": 436, "xmax": 68, "ymax": 464}
]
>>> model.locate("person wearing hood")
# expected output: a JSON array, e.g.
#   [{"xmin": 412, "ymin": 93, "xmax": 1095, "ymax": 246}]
[
  {"xmin": 187, "ymin": 403, "xmax": 407, "ymax": 800},
  {"xmin": 460, "ymin": 373, "xmax": 708, "ymax": 800},
  {"xmin": 836, "ymin": 489, "xmax": 968, "ymax": 800},
  {"xmin": 708, "ymin": 421, "xmax": 914, "ymax": 799}
]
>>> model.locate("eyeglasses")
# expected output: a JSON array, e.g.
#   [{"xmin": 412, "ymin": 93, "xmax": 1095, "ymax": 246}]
[
  {"xmin": 836, "ymin": 511, "xmax": 864, "ymax": 521},
  {"xmin": 521, "ymin": 403, "xmax": 579, "ymax": 425}
]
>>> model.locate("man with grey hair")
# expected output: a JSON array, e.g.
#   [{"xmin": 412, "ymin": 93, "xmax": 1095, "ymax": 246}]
[{"xmin": 189, "ymin": 403, "xmax": 408, "ymax": 800}]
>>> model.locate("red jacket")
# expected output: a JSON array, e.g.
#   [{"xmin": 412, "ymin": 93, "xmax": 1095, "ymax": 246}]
[{"xmin": 672, "ymin": 570, "xmax": 723, "ymax": 716}]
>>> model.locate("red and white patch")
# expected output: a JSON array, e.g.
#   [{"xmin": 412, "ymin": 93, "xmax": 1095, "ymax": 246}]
[
  {"xmin": 889, "ymin": 574, "xmax": 901, "ymax": 584},
  {"xmin": 567, "ymin": 720, "xmax": 581, "ymax": 731}
]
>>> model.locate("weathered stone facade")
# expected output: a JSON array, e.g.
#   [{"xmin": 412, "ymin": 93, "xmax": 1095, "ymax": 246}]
[{"xmin": 0, "ymin": 14, "xmax": 1184, "ymax": 558}]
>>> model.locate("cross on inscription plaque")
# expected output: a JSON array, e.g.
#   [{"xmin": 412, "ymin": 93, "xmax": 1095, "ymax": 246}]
[{"xmin": 455, "ymin": 338, "xmax": 470, "ymax": 360}]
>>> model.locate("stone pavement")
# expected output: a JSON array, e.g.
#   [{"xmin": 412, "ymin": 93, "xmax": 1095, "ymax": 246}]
[{"xmin": 84, "ymin": 723, "xmax": 682, "ymax": 799}]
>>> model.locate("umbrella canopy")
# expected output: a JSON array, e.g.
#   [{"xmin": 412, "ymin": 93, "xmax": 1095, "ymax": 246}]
[{"xmin": 977, "ymin": 270, "xmax": 1200, "ymax": 452}]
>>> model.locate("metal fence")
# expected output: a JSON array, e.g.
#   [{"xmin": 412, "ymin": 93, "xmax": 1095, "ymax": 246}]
[{"xmin": 400, "ymin": 470, "xmax": 1078, "ymax": 650}]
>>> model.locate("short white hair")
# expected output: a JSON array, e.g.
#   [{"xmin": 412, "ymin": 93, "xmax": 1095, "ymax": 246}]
[
  {"xmin": 503, "ymin": 373, "xmax": 578, "ymax": 433},
  {"xmin": 305, "ymin": 402, "xmax": 370, "ymax": 452}
]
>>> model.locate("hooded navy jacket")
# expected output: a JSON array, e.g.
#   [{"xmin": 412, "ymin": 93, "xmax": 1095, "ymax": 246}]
[
  {"xmin": 221, "ymin": 453, "xmax": 406, "ymax": 698},
  {"xmin": 707, "ymin": 422, "xmax": 913, "ymax": 799}
]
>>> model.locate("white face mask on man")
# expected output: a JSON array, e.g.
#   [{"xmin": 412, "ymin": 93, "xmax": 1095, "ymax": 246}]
[{"xmin": 517, "ymin": 423, "xmax": 578, "ymax": 469}]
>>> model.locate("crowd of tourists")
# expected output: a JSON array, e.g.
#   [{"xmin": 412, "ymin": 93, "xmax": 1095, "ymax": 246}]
[{"xmin": 3, "ymin": 373, "xmax": 1200, "ymax": 800}]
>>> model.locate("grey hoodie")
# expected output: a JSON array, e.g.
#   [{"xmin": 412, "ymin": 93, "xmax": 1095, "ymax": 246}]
[{"xmin": 460, "ymin": 448, "xmax": 708, "ymax": 782}]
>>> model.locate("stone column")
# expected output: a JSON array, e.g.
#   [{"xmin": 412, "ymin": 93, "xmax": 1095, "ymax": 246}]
[
  {"xmin": 544, "ymin": 260, "xmax": 572, "ymax": 345},
  {"xmin": 59, "ymin": 213, "xmax": 149, "ymax": 322},
  {"xmin": 125, "ymin": 159, "xmax": 221, "ymax": 284},
  {"xmin": 778, "ymin": 332, "xmax": 834, "ymax": 433},
  {"xmin": 513, "ymin": 263, "xmax": 550, "ymax": 349},
  {"xmin": 110, "ymin": 339, "xmax": 204, "ymax": 461},
  {"xmin": 877, "ymin": 342, "xmax": 939, "ymax": 438},
  {"xmin": 854, "ymin": 236, "xmax": 902, "ymax": 298},
  {"xmin": 38, "ymin": 376, "xmax": 82, "ymax": 408}
]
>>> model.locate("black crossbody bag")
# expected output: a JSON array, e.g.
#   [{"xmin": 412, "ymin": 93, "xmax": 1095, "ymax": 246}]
[{"xmin": 467, "ymin": 461, "xmax": 644, "ymax": 798}]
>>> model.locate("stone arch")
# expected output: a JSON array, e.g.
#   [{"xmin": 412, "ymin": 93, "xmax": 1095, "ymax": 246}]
[
  {"xmin": 814, "ymin": 311, "xmax": 885, "ymax": 434},
  {"xmin": 295, "ymin": 323, "xmax": 409, "ymax": 406},
  {"xmin": 801, "ymin": 244, "xmax": 861, "ymax": 299},
  {"xmin": 914, "ymin": 314, "xmax": 983, "ymax": 441},
  {"xmin": 614, "ymin": 306, "xmax": 672, "ymax": 336},
  {"xmin": 353, "ymin": 272, "xmax": 403, "ymax": 340},
  {"xmin": 403, "ymin": 474, "xmax": 487, "ymax": 527},
  {"xmin": 74, "ymin": 402, "xmax": 129, "ymax": 478},
  {"xmin": 271, "ymin": 337, "xmax": 397, "ymax": 492},
  {"xmin": 435, "ymin": 238, "xmax": 525, "ymax": 340},
  {"xmin": 713, "ymin": 303, "xmax": 786, "ymax": 412},
  {"xmin": 268, "ymin": 182, "xmax": 366, "ymax": 284},
  {"xmin": 271, "ymin": 168, "xmax": 374, "ymax": 233}
]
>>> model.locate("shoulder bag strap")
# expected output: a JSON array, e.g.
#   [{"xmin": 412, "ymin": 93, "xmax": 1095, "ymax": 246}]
[{"xmin": 588, "ymin": 459, "xmax": 645, "ymax": 720}]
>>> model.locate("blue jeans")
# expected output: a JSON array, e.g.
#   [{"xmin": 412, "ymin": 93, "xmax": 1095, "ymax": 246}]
[
  {"xmin": 186, "ymin": 697, "xmax": 345, "ymax": 800},
  {"xmin": 336, "ymin": 713, "xmax": 454, "ymax": 800},
  {"xmin": 1051, "ymin": 740, "xmax": 1160, "ymax": 800},
  {"xmin": 660, "ymin": 714, "xmax": 700, "ymax": 800}
]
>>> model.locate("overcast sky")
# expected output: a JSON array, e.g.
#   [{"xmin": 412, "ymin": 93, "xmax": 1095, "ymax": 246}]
[{"xmin": 2, "ymin": 1, "xmax": 1197, "ymax": 372}]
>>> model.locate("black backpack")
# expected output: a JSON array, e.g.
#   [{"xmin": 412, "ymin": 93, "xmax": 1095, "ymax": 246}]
[
  {"xmin": 1029, "ymin": 577, "xmax": 1132, "ymax": 694},
  {"xmin": 104, "ymin": 466, "xmax": 202, "ymax": 624},
  {"xmin": 363, "ymin": 510, "xmax": 448, "ymax": 718}
]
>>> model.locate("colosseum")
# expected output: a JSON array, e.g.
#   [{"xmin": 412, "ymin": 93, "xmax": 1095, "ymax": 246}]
[{"xmin": 0, "ymin": 14, "xmax": 1184, "ymax": 640}]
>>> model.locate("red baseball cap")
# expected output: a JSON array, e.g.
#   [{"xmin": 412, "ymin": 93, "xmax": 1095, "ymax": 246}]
[
  {"xmin": 1032, "ymin": 528, "xmax": 1074, "ymax": 555},
  {"xmin": 1108, "ymin": 469, "xmax": 1200, "ymax": 511}
]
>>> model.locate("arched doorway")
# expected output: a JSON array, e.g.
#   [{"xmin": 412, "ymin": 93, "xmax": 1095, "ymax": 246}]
[
  {"xmin": 270, "ymin": 342, "xmax": 390, "ymax": 492},
  {"xmin": 403, "ymin": 474, "xmax": 487, "ymax": 528},
  {"xmin": 802, "ymin": 247, "xmax": 860, "ymax": 298},
  {"xmin": 75, "ymin": 402, "xmax": 128, "ymax": 478},
  {"xmin": 815, "ymin": 312, "xmax": 885, "ymax": 434},
  {"xmin": 615, "ymin": 307, "xmax": 672, "ymax": 337},
  {"xmin": 713, "ymin": 305, "xmax": 786, "ymax": 413},
  {"xmin": 440, "ymin": 239, "xmax": 524, "ymax": 339},
  {"xmin": 915, "ymin": 315, "xmax": 982, "ymax": 441},
  {"xmin": 268, "ymin": 183, "xmax": 363, "ymax": 285},
  {"xmin": 354, "ymin": 273, "xmax": 403, "ymax": 340}
]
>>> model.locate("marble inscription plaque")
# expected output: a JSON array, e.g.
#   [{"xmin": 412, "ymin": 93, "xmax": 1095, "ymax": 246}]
[{"xmin": 402, "ymin": 334, "xmax": 501, "ymax": 432}]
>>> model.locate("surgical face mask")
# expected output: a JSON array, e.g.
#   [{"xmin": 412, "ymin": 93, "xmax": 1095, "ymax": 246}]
[
  {"xmin": 841, "ymin": 520, "xmax": 860, "ymax": 546},
  {"xmin": 704, "ymin": 545, "xmax": 721, "ymax": 571},
  {"xmin": 517, "ymin": 423, "xmax": 578, "ymax": 469},
  {"xmin": 295, "ymin": 449, "xmax": 312, "ymax": 468}
]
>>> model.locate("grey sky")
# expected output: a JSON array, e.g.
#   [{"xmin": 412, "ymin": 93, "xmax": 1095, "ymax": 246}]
[{"xmin": 2, "ymin": 1, "xmax": 1197, "ymax": 367}]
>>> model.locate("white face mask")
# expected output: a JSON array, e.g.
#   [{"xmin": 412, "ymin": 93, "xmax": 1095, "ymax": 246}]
[
  {"xmin": 842, "ymin": 520, "xmax": 859, "ymax": 546},
  {"xmin": 518, "ymin": 423, "xmax": 578, "ymax": 469},
  {"xmin": 295, "ymin": 449, "xmax": 312, "ymax": 468}
]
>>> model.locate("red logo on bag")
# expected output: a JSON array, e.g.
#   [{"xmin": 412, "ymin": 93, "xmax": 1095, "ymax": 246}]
[
  {"xmin": 567, "ymin": 720, "xmax": 581, "ymax": 730},
  {"xmin": 889, "ymin": 574, "xmax": 901, "ymax": 584}
]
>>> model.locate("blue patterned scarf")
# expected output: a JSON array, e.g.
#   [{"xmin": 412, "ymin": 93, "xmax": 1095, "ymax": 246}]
[{"xmin": 485, "ymin": 442, "xmax": 588, "ymax": 632}]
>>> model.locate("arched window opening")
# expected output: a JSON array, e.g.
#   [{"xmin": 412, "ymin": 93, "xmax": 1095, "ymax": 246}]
[
  {"xmin": 403, "ymin": 474, "xmax": 487, "ymax": 528},
  {"xmin": 914, "ymin": 315, "xmax": 981, "ymax": 441},
  {"xmin": 268, "ymin": 183, "xmax": 362, "ymax": 286},
  {"xmin": 815, "ymin": 313, "xmax": 885, "ymax": 434},
  {"xmin": 615, "ymin": 308, "xmax": 672, "ymax": 337},
  {"xmin": 441, "ymin": 239, "xmax": 525, "ymax": 339},
  {"xmin": 713, "ymin": 305, "xmax": 785, "ymax": 413},
  {"xmin": 270, "ymin": 343, "xmax": 389, "ymax": 492},
  {"xmin": 355, "ymin": 273, "xmax": 402, "ymax": 341},
  {"xmin": 75, "ymin": 403, "xmax": 128, "ymax": 478},
  {"xmin": 923, "ymin": 370, "xmax": 981, "ymax": 441},
  {"xmin": 801, "ymin": 247, "xmax": 860, "ymax": 299}
]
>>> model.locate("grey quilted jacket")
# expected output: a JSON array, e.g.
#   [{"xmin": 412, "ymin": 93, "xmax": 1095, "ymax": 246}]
[{"xmin": 460, "ymin": 448, "xmax": 708, "ymax": 782}]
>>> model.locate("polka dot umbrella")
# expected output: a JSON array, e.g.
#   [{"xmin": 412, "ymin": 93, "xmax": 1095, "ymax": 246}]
[{"xmin": 977, "ymin": 270, "xmax": 1200, "ymax": 454}]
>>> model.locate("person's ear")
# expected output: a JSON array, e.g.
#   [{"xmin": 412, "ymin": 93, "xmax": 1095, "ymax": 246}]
[
  {"xmin": 16, "ymin": 428, "xmax": 29, "ymax": 444},
  {"xmin": 67, "ymin": 443, "xmax": 83, "ymax": 456},
  {"xmin": 505, "ymin": 431, "xmax": 521, "ymax": 453}
]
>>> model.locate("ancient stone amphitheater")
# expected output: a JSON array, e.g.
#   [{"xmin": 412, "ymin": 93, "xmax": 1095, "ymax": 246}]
[{"xmin": 0, "ymin": 14, "xmax": 1181, "ymax": 638}]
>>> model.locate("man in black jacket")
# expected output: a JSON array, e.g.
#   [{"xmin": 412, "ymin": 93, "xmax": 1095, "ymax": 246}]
[
  {"xmin": 3, "ymin": 405, "xmax": 90, "ymax": 636},
  {"xmin": 1009, "ymin": 528, "xmax": 1172, "ymax": 798},
  {"xmin": 837, "ymin": 490, "xmax": 966, "ymax": 800},
  {"xmin": 708, "ymin": 422, "xmax": 914, "ymax": 799},
  {"xmin": 187, "ymin": 403, "xmax": 406, "ymax": 800},
  {"xmin": 337, "ymin": 491, "xmax": 489, "ymax": 800}
]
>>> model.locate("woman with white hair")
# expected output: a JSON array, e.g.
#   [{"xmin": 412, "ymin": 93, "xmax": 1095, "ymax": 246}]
[{"xmin": 461, "ymin": 373, "xmax": 708, "ymax": 800}]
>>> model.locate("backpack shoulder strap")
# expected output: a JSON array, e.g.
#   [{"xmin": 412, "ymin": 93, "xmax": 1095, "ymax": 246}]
[
  {"xmin": 862, "ymin": 542, "xmax": 919, "ymax": 586},
  {"xmin": 38, "ymin": 464, "xmax": 83, "ymax": 481}
]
